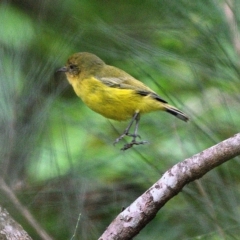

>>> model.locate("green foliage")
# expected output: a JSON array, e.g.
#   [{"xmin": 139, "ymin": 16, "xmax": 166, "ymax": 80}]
[{"xmin": 1, "ymin": 0, "xmax": 240, "ymax": 239}]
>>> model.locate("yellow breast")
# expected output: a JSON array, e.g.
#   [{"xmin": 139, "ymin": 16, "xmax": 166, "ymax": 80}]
[{"xmin": 70, "ymin": 76, "xmax": 163, "ymax": 121}]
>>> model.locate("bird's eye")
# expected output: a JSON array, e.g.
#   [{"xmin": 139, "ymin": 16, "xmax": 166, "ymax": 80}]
[
  {"xmin": 68, "ymin": 63, "xmax": 80, "ymax": 75},
  {"xmin": 69, "ymin": 64, "xmax": 76, "ymax": 70}
]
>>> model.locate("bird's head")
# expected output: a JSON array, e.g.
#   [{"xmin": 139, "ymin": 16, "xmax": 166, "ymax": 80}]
[{"xmin": 57, "ymin": 52, "xmax": 105, "ymax": 79}]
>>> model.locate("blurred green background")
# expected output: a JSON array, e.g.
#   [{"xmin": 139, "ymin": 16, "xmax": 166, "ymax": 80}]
[{"xmin": 1, "ymin": 0, "xmax": 240, "ymax": 239}]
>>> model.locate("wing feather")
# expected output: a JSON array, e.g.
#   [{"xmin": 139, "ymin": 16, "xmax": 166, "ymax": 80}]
[{"xmin": 97, "ymin": 77, "xmax": 168, "ymax": 104}]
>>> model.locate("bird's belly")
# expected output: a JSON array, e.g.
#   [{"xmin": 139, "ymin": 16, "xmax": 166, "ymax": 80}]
[
  {"xmin": 72, "ymin": 78, "xmax": 161, "ymax": 121},
  {"xmin": 84, "ymin": 88, "xmax": 139, "ymax": 121}
]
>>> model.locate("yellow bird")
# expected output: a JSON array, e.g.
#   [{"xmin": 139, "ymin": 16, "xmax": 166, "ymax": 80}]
[{"xmin": 58, "ymin": 52, "xmax": 188, "ymax": 150}]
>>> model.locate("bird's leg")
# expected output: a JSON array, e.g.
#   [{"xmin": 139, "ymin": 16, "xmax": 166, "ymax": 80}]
[
  {"xmin": 121, "ymin": 113, "xmax": 148, "ymax": 150},
  {"xmin": 113, "ymin": 112, "xmax": 148, "ymax": 150},
  {"xmin": 114, "ymin": 112, "xmax": 139, "ymax": 145}
]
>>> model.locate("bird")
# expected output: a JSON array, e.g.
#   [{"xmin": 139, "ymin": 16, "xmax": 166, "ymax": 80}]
[{"xmin": 57, "ymin": 52, "xmax": 189, "ymax": 150}]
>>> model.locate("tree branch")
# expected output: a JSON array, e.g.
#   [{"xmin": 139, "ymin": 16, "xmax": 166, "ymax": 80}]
[
  {"xmin": 99, "ymin": 133, "xmax": 240, "ymax": 240},
  {"xmin": 0, "ymin": 206, "xmax": 32, "ymax": 240},
  {"xmin": 0, "ymin": 178, "xmax": 54, "ymax": 240}
]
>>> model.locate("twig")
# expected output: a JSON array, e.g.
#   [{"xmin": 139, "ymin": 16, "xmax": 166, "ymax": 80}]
[{"xmin": 70, "ymin": 212, "xmax": 81, "ymax": 240}]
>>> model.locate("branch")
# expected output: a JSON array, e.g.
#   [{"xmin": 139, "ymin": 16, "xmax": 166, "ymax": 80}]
[
  {"xmin": 99, "ymin": 133, "xmax": 240, "ymax": 240},
  {"xmin": 0, "ymin": 206, "xmax": 32, "ymax": 240},
  {"xmin": 0, "ymin": 178, "xmax": 54, "ymax": 240}
]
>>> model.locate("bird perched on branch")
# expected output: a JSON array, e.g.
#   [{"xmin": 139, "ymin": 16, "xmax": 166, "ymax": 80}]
[{"xmin": 58, "ymin": 52, "xmax": 188, "ymax": 150}]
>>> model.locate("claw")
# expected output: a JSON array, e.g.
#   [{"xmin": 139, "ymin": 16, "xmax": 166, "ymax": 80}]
[
  {"xmin": 121, "ymin": 140, "xmax": 148, "ymax": 151},
  {"xmin": 113, "ymin": 134, "xmax": 126, "ymax": 145},
  {"xmin": 126, "ymin": 133, "xmax": 141, "ymax": 139}
]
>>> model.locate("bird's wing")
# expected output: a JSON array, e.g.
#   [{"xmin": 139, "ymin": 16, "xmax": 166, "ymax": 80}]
[
  {"xmin": 136, "ymin": 90, "xmax": 168, "ymax": 103},
  {"xmin": 98, "ymin": 77, "xmax": 128, "ymax": 88},
  {"xmin": 98, "ymin": 77, "xmax": 168, "ymax": 103}
]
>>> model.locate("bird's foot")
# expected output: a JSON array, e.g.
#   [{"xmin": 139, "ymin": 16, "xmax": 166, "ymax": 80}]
[
  {"xmin": 113, "ymin": 134, "xmax": 127, "ymax": 145},
  {"xmin": 113, "ymin": 132, "xmax": 141, "ymax": 145},
  {"xmin": 121, "ymin": 139, "xmax": 148, "ymax": 151},
  {"xmin": 114, "ymin": 132, "xmax": 147, "ymax": 150}
]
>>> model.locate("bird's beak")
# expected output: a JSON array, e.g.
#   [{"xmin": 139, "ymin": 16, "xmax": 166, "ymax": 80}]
[{"xmin": 56, "ymin": 66, "xmax": 68, "ymax": 73}]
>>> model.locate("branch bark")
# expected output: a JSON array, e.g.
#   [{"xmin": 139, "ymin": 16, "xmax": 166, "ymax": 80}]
[
  {"xmin": 99, "ymin": 133, "xmax": 240, "ymax": 240},
  {"xmin": 0, "ymin": 206, "xmax": 32, "ymax": 240}
]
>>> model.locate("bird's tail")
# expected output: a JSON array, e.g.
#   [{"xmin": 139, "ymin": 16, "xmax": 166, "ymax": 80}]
[{"xmin": 164, "ymin": 104, "xmax": 189, "ymax": 122}]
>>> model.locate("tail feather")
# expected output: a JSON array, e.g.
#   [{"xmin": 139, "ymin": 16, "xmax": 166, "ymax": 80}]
[{"xmin": 165, "ymin": 104, "xmax": 189, "ymax": 122}]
